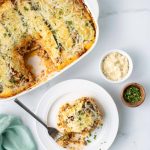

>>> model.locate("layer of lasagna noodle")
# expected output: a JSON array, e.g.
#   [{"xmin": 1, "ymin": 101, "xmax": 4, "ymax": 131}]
[{"xmin": 0, "ymin": 0, "xmax": 96, "ymax": 98}]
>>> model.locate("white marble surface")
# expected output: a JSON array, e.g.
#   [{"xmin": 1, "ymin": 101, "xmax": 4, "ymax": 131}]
[{"xmin": 0, "ymin": 0, "xmax": 150, "ymax": 150}]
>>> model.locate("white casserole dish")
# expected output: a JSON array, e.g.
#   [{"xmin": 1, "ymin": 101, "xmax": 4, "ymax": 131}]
[{"xmin": 1, "ymin": 0, "xmax": 100, "ymax": 101}]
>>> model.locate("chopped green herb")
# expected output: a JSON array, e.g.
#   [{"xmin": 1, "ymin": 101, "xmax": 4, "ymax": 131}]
[
  {"xmin": 59, "ymin": 10, "xmax": 63, "ymax": 15},
  {"xmin": 9, "ymin": 78, "xmax": 17, "ymax": 84},
  {"xmin": 124, "ymin": 86, "xmax": 141, "ymax": 103},
  {"xmin": 78, "ymin": 117, "xmax": 81, "ymax": 121},
  {"xmin": 31, "ymin": 4, "xmax": 39, "ymax": 11},
  {"xmin": 24, "ymin": 6, "xmax": 29, "ymax": 11},
  {"xmin": 94, "ymin": 135, "xmax": 97, "ymax": 140},
  {"xmin": 23, "ymin": 22, "xmax": 28, "ymax": 26},
  {"xmin": 8, "ymin": 33, "xmax": 11, "ymax": 37},
  {"xmin": 52, "ymin": 30, "xmax": 56, "ymax": 35},
  {"xmin": 85, "ymin": 22, "xmax": 89, "ymax": 26},
  {"xmin": 66, "ymin": 21, "xmax": 73, "ymax": 25},
  {"xmin": 87, "ymin": 140, "xmax": 91, "ymax": 143}
]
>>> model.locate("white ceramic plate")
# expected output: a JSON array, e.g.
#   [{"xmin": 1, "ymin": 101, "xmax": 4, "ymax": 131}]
[{"xmin": 36, "ymin": 79, "xmax": 119, "ymax": 150}]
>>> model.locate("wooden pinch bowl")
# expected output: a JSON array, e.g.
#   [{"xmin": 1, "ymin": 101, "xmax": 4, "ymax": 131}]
[{"xmin": 121, "ymin": 83, "xmax": 146, "ymax": 107}]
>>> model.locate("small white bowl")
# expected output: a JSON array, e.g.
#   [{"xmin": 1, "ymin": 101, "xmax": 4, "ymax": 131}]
[{"xmin": 99, "ymin": 49, "xmax": 133, "ymax": 83}]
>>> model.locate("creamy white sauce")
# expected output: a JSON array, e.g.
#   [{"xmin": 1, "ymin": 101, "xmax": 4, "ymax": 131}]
[{"xmin": 102, "ymin": 52, "xmax": 129, "ymax": 81}]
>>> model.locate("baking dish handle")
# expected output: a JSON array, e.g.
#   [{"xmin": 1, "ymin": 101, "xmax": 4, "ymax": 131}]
[{"xmin": 85, "ymin": 0, "xmax": 100, "ymax": 21}]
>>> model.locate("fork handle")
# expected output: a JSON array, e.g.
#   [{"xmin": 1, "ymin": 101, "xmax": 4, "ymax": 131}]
[{"xmin": 15, "ymin": 98, "xmax": 48, "ymax": 129}]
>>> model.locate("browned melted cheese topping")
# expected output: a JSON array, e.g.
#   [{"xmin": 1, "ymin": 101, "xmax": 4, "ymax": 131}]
[
  {"xmin": 57, "ymin": 97, "xmax": 103, "ymax": 150},
  {"xmin": 0, "ymin": 0, "xmax": 96, "ymax": 98}
]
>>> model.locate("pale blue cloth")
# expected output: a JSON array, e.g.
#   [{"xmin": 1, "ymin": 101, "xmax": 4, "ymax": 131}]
[{"xmin": 0, "ymin": 114, "xmax": 37, "ymax": 150}]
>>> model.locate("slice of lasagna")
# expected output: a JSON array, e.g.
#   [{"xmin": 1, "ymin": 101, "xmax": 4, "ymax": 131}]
[{"xmin": 57, "ymin": 97, "xmax": 103, "ymax": 150}]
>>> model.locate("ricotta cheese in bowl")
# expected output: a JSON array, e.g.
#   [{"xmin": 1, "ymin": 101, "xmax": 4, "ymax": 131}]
[{"xmin": 100, "ymin": 50, "xmax": 133, "ymax": 83}]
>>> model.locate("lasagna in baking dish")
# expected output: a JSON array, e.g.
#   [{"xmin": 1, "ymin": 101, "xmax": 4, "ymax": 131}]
[{"xmin": 0, "ymin": 0, "xmax": 96, "ymax": 98}]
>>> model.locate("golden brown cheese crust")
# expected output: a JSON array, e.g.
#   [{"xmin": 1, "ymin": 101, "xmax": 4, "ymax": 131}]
[
  {"xmin": 57, "ymin": 97, "xmax": 103, "ymax": 133},
  {"xmin": 57, "ymin": 97, "xmax": 103, "ymax": 150},
  {"xmin": 0, "ymin": 0, "xmax": 96, "ymax": 98}
]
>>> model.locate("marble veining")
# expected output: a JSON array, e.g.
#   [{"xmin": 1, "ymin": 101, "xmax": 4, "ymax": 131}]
[{"xmin": 100, "ymin": 8, "xmax": 150, "ymax": 18}]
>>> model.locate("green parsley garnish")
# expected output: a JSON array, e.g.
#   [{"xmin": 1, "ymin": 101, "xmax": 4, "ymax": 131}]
[
  {"xmin": 94, "ymin": 135, "xmax": 97, "ymax": 140},
  {"xmin": 8, "ymin": 33, "xmax": 11, "ymax": 37},
  {"xmin": 124, "ymin": 86, "xmax": 141, "ymax": 103},
  {"xmin": 59, "ymin": 10, "xmax": 63, "ymax": 15},
  {"xmin": 23, "ymin": 22, "xmax": 28, "ymax": 27},
  {"xmin": 85, "ymin": 22, "xmax": 89, "ymax": 26},
  {"xmin": 24, "ymin": 6, "xmax": 29, "ymax": 11},
  {"xmin": 78, "ymin": 117, "xmax": 81, "ymax": 121},
  {"xmin": 66, "ymin": 21, "xmax": 73, "ymax": 26},
  {"xmin": 87, "ymin": 140, "xmax": 91, "ymax": 143}
]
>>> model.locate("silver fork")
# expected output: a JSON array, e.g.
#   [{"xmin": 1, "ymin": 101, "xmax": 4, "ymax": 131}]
[{"xmin": 15, "ymin": 98, "xmax": 61, "ymax": 139}]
